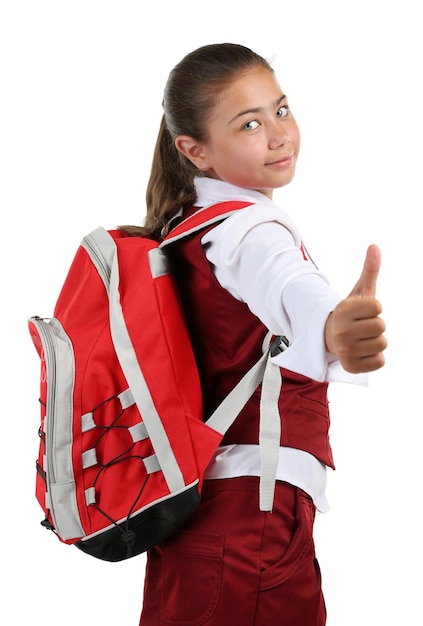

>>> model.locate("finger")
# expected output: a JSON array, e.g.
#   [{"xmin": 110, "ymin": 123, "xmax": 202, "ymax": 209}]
[
  {"xmin": 343, "ymin": 352, "xmax": 386, "ymax": 374},
  {"xmin": 349, "ymin": 244, "xmax": 381, "ymax": 298}
]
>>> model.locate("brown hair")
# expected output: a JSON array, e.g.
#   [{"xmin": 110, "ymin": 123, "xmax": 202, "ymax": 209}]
[{"xmin": 123, "ymin": 43, "xmax": 273, "ymax": 240}]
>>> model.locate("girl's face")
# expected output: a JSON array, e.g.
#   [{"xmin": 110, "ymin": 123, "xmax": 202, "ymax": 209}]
[{"xmin": 176, "ymin": 66, "xmax": 300, "ymax": 198}]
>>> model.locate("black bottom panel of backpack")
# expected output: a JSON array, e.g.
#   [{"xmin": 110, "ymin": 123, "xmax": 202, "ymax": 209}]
[{"xmin": 75, "ymin": 484, "xmax": 202, "ymax": 562}]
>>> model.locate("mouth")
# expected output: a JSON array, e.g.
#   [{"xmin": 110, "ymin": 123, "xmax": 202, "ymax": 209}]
[{"xmin": 266, "ymin": 154, "xmax": 294, "ymax": 167}]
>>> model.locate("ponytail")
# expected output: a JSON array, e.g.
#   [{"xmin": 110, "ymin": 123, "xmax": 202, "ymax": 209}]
[
  {"xmin": 122, "ymin": 116, "xmax": 198, "ymax": 240},
  {"xmin": 145, "ymin": 115, "xmax": 198, "ymax": 238}
]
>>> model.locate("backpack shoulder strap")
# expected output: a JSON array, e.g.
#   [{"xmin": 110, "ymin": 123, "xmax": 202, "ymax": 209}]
[{"xmin": 160, "ymin": 200, "xmax": 253, "ymax": 247}]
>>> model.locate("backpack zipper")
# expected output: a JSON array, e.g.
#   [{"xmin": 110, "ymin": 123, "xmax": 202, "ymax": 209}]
[
  {"xmin": 32, "ymin": 317, "xmax": 59, "ymax": 486},
  {"xmin": 30, "ymin": 316, "xmax": 84, "ymax": 539}
]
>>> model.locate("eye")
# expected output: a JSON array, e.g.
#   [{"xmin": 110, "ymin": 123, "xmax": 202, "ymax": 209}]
[
  {"xmin": 276, "ymin": 105, "xmax": 290, "ymax": 118},
  {"xmin": 243, "ymin": 119, "xmax": 260, "ymax": 131}
]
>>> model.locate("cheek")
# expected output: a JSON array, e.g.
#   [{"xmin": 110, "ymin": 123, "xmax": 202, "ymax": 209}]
[{"xmin": 292, "ymin": 122, "xmax": 301, "ymax": 151}]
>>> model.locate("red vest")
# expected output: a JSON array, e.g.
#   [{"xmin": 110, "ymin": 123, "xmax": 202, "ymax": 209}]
[{"xmin": 168, "ymin": 212, "xmax": 335, "ymax": 469}]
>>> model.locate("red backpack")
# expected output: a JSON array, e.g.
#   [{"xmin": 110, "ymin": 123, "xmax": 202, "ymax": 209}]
[{"xmin": 28, "ymin": 201, "xmax": 282, "ymax": 562}]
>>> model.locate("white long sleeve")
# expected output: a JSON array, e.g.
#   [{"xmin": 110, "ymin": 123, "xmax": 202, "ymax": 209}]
[{"xmin": 197, "ymin": 177, "xmax": 366, "ymax": 385}]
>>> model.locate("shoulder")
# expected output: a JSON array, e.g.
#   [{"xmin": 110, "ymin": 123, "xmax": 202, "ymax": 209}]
[{"xmin": 201, "ymin": 200, "xmax": 302, "ymax": 248}]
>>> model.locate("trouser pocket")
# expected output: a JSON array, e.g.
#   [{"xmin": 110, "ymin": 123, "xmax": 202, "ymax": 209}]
[
  {"xmin": 259, "ymin": 487, "xmax": 316, "ymax": 590},
  {"xmin": 142, "ymin": 529, "xmax": 224, "ymax": 626}
]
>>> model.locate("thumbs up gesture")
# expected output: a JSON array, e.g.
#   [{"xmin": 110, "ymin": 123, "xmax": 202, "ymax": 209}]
[{"xmin": 325, "ymin": 245, "xmax": 387, "ymax": 373}]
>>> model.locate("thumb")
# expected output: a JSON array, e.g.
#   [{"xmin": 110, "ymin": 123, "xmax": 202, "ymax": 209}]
[{"xmin": 349, "ymin": 244, "xmax": 381, "ymax": 297}]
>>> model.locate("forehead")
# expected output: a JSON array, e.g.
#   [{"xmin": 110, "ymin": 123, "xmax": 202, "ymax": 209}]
[{"xmin": 213, "ymin": 66, "xmax": 284, "ymax": 120}]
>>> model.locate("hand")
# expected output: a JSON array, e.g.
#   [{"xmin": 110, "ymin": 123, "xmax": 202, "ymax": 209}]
[{"xmin": 325, "ymin": 245, "xmax": 387, "ymax": 373}]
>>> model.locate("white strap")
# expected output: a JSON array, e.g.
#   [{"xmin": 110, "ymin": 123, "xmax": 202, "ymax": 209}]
[
  {"xmin": 129, "ymin": 421, "xmax": 149, "ymax": 443},
  {"xmin": 85, "ymin": 487, "xmax": 96, "ymax": 506},
  {"xmin": 205, "ymin": 349, "xmax": 269, "ymax": 434},
  {"xmin": 118, "ymin": 388, "xmax": 135, "ymax": 409},
  {"xmin": 143, "ymin": 454, "xmax": 161, "ymax": 474},
  {"xmin": 148, "ymin": 247, "xmax": 171, "ymax": 278},
  {"xmin": 82, "ymin": 448, "xmax": 98, "ymax": 469},
  {"xmin": 258, "ymin": 359, "xmax": 282, "ymax": 511},
  {"xmin": 206, "ymin": 333, "xmax": 282, "ymax": 511},
  {"xmin": 81, "ymin": 412, "xmax": 96, "ymax": 432}
]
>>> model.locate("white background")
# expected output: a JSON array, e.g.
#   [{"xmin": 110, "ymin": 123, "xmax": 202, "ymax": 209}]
[{"xmin": 1, "ymin": 1, "xmax": 421, "ymax": 624}]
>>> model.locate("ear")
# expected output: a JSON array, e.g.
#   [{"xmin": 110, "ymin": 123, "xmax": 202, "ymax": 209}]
[{"xmin": 174, "ymin": 135, "xmax": 211, "ymax": 171}]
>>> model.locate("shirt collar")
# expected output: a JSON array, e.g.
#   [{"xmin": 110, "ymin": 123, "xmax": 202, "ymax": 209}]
[{"xmin": 194, "ymin": 176, "xmax": 275, "ymax": 208}]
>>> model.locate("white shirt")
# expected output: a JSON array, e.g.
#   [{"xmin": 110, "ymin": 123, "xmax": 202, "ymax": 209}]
[{"xmin": 194, "ymin": 177, "xmax": 366, "ymax": 512}]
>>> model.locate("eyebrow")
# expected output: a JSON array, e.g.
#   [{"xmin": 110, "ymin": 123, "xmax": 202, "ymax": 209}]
[{"xmin": 228, "ymin": 94, "xmax": 287, "ymax": 125}]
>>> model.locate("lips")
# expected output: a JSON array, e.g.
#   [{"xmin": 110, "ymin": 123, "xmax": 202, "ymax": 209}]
[{"xmin": 266, "ymin": 153, "xmax": 294, "ymax": 167}]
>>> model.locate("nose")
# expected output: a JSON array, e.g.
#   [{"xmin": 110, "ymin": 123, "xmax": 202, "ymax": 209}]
[{"xmin": 268, "ymin": 120, "xmax": 291, "ymax": 150}]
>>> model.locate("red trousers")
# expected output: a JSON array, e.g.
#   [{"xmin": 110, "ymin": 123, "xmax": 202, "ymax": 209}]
[{"xmin": 139, "ymin": 477, "xmax": 326, "ymax": 626}]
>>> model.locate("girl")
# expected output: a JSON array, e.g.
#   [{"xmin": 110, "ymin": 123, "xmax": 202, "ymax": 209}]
[{"xmin": 134, "ymin": 43, "xmax": 386, "ymax": 626}]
